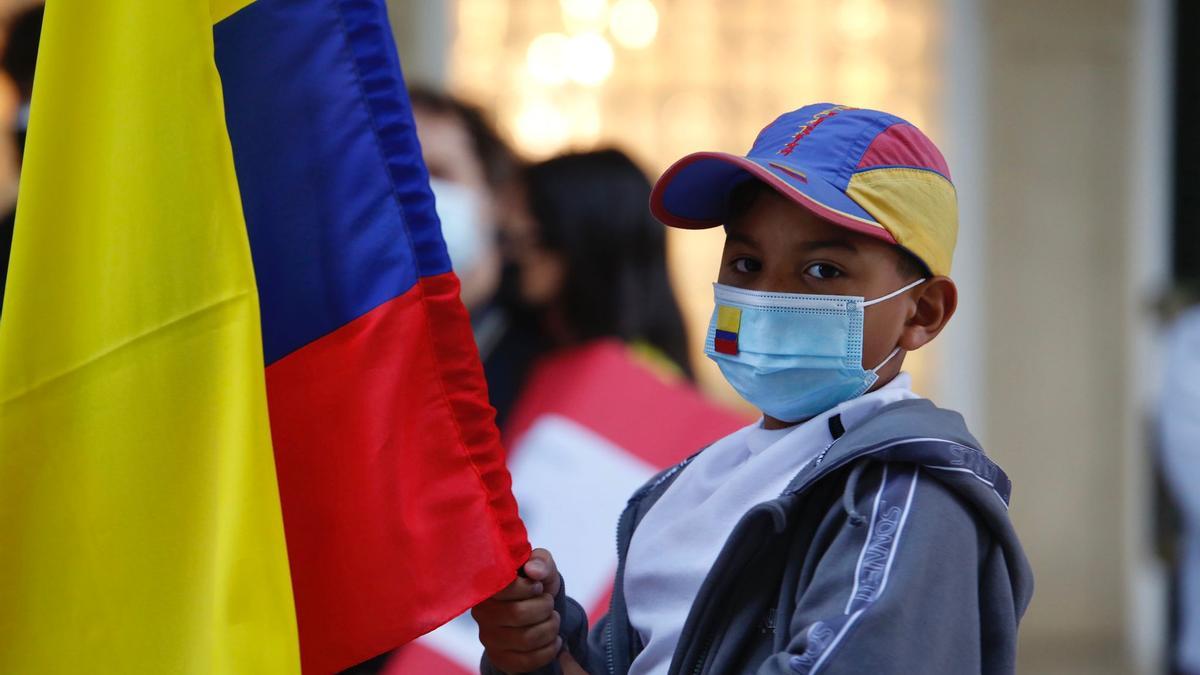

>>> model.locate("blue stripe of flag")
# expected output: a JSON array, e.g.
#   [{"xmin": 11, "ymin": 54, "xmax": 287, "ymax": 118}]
[{"xmin": 214, "ymin": 0, "xmax": 452, "ymax": 365}]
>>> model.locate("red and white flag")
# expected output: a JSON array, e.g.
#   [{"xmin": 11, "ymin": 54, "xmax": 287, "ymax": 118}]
[{"xmin": 386, "ymin": 340, "xmax": 749, "ymax": 674}]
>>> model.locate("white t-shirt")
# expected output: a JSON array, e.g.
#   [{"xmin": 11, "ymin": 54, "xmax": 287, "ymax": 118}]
[{"xmin": 624, "ymin": 373, "xmax": 921, "ymax": 675}]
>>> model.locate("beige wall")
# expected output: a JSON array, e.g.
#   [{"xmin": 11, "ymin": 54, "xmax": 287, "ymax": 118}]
[
  {"xmin": 979, "ymin": 0, "xmax": 1140, "ymax": 670},
  {"xmin": 387, "ymin": 0, "xmax": 450, "ymax": 88}
]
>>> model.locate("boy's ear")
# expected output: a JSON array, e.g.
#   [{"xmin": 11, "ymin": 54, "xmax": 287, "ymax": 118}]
[{"xmin": 899, "ymin": 276, "xmax": 957, "ymax": 351}]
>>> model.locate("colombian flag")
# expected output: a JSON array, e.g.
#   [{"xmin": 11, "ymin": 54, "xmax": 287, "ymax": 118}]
[{"xmin": 0, "ymin": 1, "xmax": 529, "ymax": 673}]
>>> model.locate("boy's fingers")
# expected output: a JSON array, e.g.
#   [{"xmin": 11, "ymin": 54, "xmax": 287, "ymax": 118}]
[
  {"xmin": 487, "ymin": 637, "xmax": 563, "ymax": 674},
  {"xmin": 521, "ymin": 548, "xmax": 555, "ymax": 580},
  {"xmin": 502, "ymin": 594, "xmax": 555, "ymax": 627},
  {"xmin": 490, "ymin": 574, "xmax": 544, "ymax": 602},
  {"xmin": 521, "ymin": 548, "xmax": 561, "ymax": 597},
  {"xmin": 473, "ymin": 548, "xmax": 563, "ymax": 673},
  {"xmin": 472, "ymin": 593, "xmax": 555, "ymax": 628},
  {"xmin": 477, "ymin": 611, "xmax": 560, "ymax": 651}
]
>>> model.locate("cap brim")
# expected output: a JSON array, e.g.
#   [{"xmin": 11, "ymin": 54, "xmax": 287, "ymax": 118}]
[{"xmin": 649, "ymin": 151, "xmax": 897, "ymax": 245}]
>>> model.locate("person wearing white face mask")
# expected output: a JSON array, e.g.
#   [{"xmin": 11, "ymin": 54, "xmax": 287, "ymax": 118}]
[
  {"xmin": 410, "ymin": 87, "xmax": 545, "ymax": 431},
  {"xmin": 428, "ymin": 176, "xmax": 489, "ymax": 293},
  {"xmin": 412, "ymin": 88, "xmax": 507, "ymax": 313}
]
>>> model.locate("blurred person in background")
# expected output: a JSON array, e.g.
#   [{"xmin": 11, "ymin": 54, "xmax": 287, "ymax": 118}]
[
  {"xmin": 511, "ymin": 148, "xmax": 693, "ymax": 380},
  {"xmin": 482, "ymin": 148, "xmax": 745, "ymax": 670},
  {"xmin": 409, "ymin": 86, "xmax": 545, "ymax": 429},
  {"xmin": 0, "ymin": 3, "xmax": 41, "ymax": 318},
  {"xmin": 1159, "ymin": 284, "xmax": 1200, "ymax": 675}
]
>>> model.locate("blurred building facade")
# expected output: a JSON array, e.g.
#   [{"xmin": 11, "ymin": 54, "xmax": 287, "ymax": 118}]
[{"xmin": 388, "ymin": 0, "xmax": 1168, "ymax": 672}]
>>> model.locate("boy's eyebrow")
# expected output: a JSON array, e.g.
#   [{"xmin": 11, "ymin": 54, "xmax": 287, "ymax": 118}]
[
  {"xmin": 798, "ymin": 239, "xmax": 859, "ymax": 254},
  {"xmin": 726, "ymin": 230, "xmax": 759, "ymax": 248}
]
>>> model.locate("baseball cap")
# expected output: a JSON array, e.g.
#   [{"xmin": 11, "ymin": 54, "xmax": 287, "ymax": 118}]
[{"xmin": 649, "ymin": 103, "xmax": 958, "ymax": 277}]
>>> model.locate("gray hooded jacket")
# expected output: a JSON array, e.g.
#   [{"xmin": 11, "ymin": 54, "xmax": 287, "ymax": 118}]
[{"xmin": 483, "ymin": 399, "xmax": 1034, "ymax": 675}]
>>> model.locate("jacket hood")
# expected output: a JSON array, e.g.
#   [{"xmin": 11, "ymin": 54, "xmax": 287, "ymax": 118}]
[{"xmin": 783, "ymin": 398, "xmax": 1034, "ymax": 620}]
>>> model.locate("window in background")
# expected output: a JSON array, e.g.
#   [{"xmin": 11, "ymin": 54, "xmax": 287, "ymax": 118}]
[{"xmin": 449, "ymin": 0, "xmax": 944, "ymax": 405}]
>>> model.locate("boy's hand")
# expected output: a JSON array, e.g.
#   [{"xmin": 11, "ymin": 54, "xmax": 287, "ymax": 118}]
[{"xmin": 473, "ymin": 548, "xmax": 563, "ymax": 674}]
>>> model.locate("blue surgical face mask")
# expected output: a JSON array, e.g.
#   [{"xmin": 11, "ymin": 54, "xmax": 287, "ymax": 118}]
[{"xmin": 704, "ymin": 278, "xmax": 926, "ymax": 422}]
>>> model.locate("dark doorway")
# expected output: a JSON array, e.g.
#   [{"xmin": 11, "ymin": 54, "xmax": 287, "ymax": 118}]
[{"xmin": 1175, "ymin": 0, "xmax": 1200, "ymax": 280}]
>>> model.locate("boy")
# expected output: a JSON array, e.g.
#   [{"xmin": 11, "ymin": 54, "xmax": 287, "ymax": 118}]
[{"xmin": 472, "ymin": 104, "xmax": 1034, "ymax": 675}]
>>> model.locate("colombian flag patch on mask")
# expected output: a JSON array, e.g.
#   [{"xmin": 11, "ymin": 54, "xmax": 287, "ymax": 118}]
[{"xmin": 714, "ymin": 305, "xmax": 741, "ymax": 355}]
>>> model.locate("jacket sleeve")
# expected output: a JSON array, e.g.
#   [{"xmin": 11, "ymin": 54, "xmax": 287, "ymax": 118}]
[
  {"xmin": 557, "ymin": 584, "xmax": 611, "ymax": 675},
  {"xmin": 756, "ymin": 462, "xmax": 1009, "ymax": 675},
  {"xmin": 480, "ymin": 575, "xmax": 609, "ymax": 675}
]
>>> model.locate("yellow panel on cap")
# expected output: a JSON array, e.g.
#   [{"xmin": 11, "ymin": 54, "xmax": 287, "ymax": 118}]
[{"xmin": 845, "ymin": 168, "xmax": 958, "ymax": 277}]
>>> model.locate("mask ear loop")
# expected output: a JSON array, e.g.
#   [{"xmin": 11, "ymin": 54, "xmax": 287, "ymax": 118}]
[
  {"xmin": 861, "ymin": 277, "xmax": 927, "ymax": 307},
  {"xmin": 869, "ymin": 346, "xmax": 903, "ymax": 374},
  {"xmin": 863, "ymin": 278, "xmax": 927, "ymax": 372}
]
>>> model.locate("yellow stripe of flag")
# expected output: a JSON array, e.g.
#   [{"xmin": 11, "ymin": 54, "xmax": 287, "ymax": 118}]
[
  {"xmin": 716, "ymin": 306, "xmax": 742, "ymax": 333},
  {"xmin": 0, "ymin": 1, "xmax": 300, "ymax": 671}
]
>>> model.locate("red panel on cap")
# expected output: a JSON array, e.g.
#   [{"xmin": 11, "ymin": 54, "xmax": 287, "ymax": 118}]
[{"xmin": 856, "ymin": 123, "xmax": 951, "ymax": 180}]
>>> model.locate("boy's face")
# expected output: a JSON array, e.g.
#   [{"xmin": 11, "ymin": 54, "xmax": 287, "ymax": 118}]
[{"xmin": 718, "ymin": 188, "xmax": 922, "ymax": 383}]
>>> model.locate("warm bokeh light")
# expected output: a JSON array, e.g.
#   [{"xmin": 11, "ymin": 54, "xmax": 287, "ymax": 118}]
[
  {"xmin": 836, "ymin": 0, "xmax": 889, "ymax": 41},
  {"xmin": 559, "ymin": 0, "xmax": 609, "ymax": 33},
  {"xmin": 450, "ymin": 0, "xmax": 942, "ymax": 403},
  {"xmin": 609, "ymin": 0, "xmax": 658, "ymax": 49},
  {"xmin": 835, "ymin": 56, "xmax": 891, "ymax": 102},
  {"xmin": 513, "ymin": 96, "xmax": 572, "ymax": 157},
  {"xmin": 565, "ymin": 32, "xmax": 614, "ymax": 86},
  {"xmin": 526, "ymin": 32, "xmax": 571, "ymax": 85},
  {"xmin": 564, "ymin": 92, "xmax": 604, "ymax": 142}
]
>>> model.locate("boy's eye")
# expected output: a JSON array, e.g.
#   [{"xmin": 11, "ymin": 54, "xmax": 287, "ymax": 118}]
[
  {"xmin": 804, "ymin": 262, "xmax": 843, "ymax": 279},
  {"xmin": 732, "ymin": 257, "xmax": 762, "ymax": 273}
]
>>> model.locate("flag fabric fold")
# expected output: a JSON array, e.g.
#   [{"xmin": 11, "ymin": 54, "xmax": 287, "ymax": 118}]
[{"xmin": 0, "ymin": 0, "xmax": 529, "ymax": 672}]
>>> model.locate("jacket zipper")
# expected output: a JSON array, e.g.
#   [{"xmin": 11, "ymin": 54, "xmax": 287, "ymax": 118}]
[
  {"xmin": 608, "ymin": 492, "xmax": 637, "ymax": 675},
  {"xmin": 606, "ymin": 518, "xmax": 618, "ymax": 675},
  {"xmin": 609, "ymin": 457, "xmax": 698, "ymax": 674},
  {"xmin": 689, "ymin": 639, "xmax": 711, "ymax": 675},
  {"xmin": 813, "ymin": 440, "xmax": 835, "ymax": 467},
  {"xmin": 606, "ymin": 610, "xmax": 615, "ymax": 675},
  {"xmin": 680, "ymin": 505, "xmax": 783, "ymax": 675}
]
